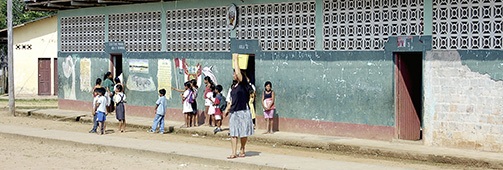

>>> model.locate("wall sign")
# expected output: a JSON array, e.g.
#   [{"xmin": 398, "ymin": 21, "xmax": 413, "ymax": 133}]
[
  {"xmin": 227, "ymin": 4, "xmax": 238, "ymax": 30},
  {"xmin": 105, "ymin": 41, "xmax": 126, "ymax": 53}
]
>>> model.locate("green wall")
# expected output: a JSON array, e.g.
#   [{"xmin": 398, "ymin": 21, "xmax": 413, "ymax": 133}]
[
  {"xmin": 58, "ymin": 52, "xmax": 110, "ymax": 101},
  {"xmin": 459, "ymin": 50, "xmax": 503, "ymax": 81},
  {"xmin": 255, "ymin": 51, "xmax": 394, "ymax": 126},
  {"xmin": 58, "ymin": 51, "xmax": 396, "ymax": 126}
]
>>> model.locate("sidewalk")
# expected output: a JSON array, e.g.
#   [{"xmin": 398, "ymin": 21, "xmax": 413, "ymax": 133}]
[{"xmin": 16, "ymin": 108, "xmax": 503, "ymax": 169}]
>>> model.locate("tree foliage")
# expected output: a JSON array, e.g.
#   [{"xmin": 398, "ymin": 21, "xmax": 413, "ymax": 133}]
[{"xmin": 0, "ymin": 0, "xmax": 54, "ymax": 29}]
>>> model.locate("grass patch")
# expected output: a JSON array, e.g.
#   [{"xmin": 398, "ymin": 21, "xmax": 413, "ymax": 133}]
[{"xmin": 0, "ymin": 98, "xmax": 58, "ymax": 102}]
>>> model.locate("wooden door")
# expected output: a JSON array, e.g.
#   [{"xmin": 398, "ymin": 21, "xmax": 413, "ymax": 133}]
[
  {"xmin": 38, "ymin": 58, "xmax": 51, "ymax": 95},
  {"xmin": 395, "ymin": 53, "xmax": 422, "ymax": 140},
  {"xmin": 53, "ymin": 58, "xmax": 58, "ymax": 95}
]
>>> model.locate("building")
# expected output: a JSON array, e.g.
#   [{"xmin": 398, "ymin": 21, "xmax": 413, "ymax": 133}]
[
  {"xmin": 25, "ymin": 0, "xmax": 503, "ymax": 152},
  {"xmin": 0, "ymin": 15, "xmax": 58, "ymax": 97}
]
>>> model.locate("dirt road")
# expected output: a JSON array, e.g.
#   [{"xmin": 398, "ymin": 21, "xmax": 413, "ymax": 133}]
[{"xmin": 0, "ymin": 111, "xmax": 481, "ymax": 169}]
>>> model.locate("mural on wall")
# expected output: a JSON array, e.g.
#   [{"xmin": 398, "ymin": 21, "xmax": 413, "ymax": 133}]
[
  {"xmin": 62, "ymin": 55, "xmax": 77, "ymax": 99},
  {"xmin": 126, "ymin": 75, "xmax": 156, "ymax": 91},
  {"xmin": 79, "ymin": 58, "xmax": 92, "ymax": 92},
  {"xmin": 157, "ymin": 59, "xmax": 172, "ymax": 99},
  {"xmin": 174, "ymin": 58, "xmax": 203, "ymax": 88},
  {"xmin": 202, "ymin": 66, "xmax": 218, "ymax": 85},
  {"xmin": 126, "ymin": 59, "xmax": 156, "ymax": 91},
  {"xmin": 129, "ymin": 59, "xmax": 149, "ymax": 73}
]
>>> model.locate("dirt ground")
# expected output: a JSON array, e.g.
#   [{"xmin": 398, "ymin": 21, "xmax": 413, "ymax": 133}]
[{"xmin": 0, "ymin": 111, "xmax": 484, "ymax": 170}]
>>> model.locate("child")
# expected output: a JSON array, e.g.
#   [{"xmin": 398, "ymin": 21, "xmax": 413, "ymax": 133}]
[
  {"xmin": 213, "ymin": 85, "xmax": 226, "ymax": 134},
  {"xmin": 89, "ymin": 88, "xmax": 100, "ymax": 133},
  {"xmin": 190, "ymin": 79, "xmax": 199, "ymax": 127},
  {"xmin": 206, "ymin": 84, "xmax": 216, "ymax": 127},
  {"xmin": 92, "ymin": 78, "xmax": 102, "ymax": 97},
  {"xmin": 114, "ymin": 77, "xmax": 123, "ymax": 94},
  {"xmin": 149, "ymin": 89, "xmax": 168, "ymax": 134},
  {"xmin": 181, "ymin": 82, "xmax": 194, "ymax": 127},
  {"xmin": 262, "ymin": 81, "xmax": 276, "ymax": 134},
  {"xmin": 103, "ymin": 72, "xmax": 115, "ymax": 115},
  {"xmin": 94, "ymin": 87, "xmax": 108, "ymax": 135},
  {"xmin": 204, "ymin": 76, "xmax": 215, "ymax": 126},
  {"xmin": 114, "ymin": 85, "xmax": 126, "ymax": 133},
  {"xmin": 248, "ymin": 81, "xmax": 257, "ymax": 129}
]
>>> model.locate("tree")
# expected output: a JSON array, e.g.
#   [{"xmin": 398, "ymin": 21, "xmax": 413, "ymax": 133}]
[{"xmin": 0, "ymin": 0, "xmax": 54, "ymax": 29}]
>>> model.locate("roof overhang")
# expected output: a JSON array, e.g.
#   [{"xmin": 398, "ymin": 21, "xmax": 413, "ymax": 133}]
[{"xmin": 24, "ymin": 0, "xmax": 166, "ymax": 11}]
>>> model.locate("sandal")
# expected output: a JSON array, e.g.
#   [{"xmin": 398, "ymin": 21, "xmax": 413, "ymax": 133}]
[
  {"xmin": 227, "ymin": 155, "xmax": 237, "ymax": 159},
  {"xmin": 238, "ymin": 153, "xmax": 246, "ymax": 158}
]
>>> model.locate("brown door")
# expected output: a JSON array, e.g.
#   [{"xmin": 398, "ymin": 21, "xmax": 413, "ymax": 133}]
[
  {"xmin": 395, "ymin": 52, "xmax": 422, "ymax": 140},
  {"xmin": 38, "ymin": 58, "xmax": 51, "ymax": 95},
  {"xmin": 54, "ymin": 58, "xmax": 58, "ymax": 95}
]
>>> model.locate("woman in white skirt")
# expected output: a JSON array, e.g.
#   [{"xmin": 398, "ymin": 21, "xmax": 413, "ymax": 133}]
[{"xmin": 224, "ymin": 54, "xmax": 254, "ymax": 159}]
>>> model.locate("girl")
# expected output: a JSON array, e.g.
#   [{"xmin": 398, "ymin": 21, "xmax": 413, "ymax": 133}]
[
  {"xmin": 190, "ymin": 79, "xmax": 199, "ymax": 127},
  {"xmin": 114, "ymin": 84, "xmax": 126, "ymax": 133},
  {"xmin": 114, "ymin": 77, "xmax": 123, "ymax": 93},
  {"xmin": 103, "ymin": 72, "xmax": 115, "ymax": 114},
  {"xmin": 204, "ymin": 76, "xmax": 215, "ymax": 126},
  {"xmin": 181, "ymin": 81, "xmax": 194, "ymax": 128},
  {"xmin": 207, "ymin": 84, "xmax": 216, "ymax": 128},
  {"xmin": 262, "ymin": 81, "xmax": 275, "ymax": 134}
]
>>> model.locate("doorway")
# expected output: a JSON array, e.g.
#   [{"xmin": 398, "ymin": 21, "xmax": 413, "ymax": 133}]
[
  {"xmin": 38, "ymin": 58, "xmax": 51, "ymax": 95},
  {"xmin": 245, "ymin": 54, "xmax": 255, "ymax": 85},
  {"xmin": 110, "ymin": 54, "xmax": 123, "ymax": 79},
  {"xmin": 395, "ymin": 52, "xmax": 423, "ymax": 140}
]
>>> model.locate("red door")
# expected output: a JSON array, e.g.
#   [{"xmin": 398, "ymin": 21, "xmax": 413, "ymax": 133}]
[
  {"xmin": 54, "ymin": 58, "xmax": 58, "ymax": 95},
  {"xmin": 38, "ymin": 58, "xmax": 51, "ymax": 95},
  {"xmin": 395, "ymin": 53, "xmax": 422, "ymax": 140}
]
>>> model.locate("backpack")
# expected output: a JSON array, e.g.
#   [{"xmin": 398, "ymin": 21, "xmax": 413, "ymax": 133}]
[
  {"xmin": 188, "ymin": 90, "xmax": 195, "ymax": 103},
  {"xmin": 218, "ymin": 94, "xmax": 227, "ymax": 111}
]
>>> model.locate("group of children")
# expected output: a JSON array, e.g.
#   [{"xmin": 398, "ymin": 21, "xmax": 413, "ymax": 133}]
[
  {"xmin": 170, "ymin": 77, "xmax": 227, "ymax": 134},
  {"xmin": 88, "ymin": 72, "xmax": 276, "ymax": 135},
  {"xmin": 172, "ymin": 76, "xmax": 276, "ymax": 135},
  {"xmin": 89, "ymin": 72, "xmax": 127, "ymax": 135}
]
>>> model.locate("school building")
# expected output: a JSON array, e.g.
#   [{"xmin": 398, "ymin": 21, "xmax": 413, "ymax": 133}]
[
  {"xmin": 0, "ymin": 15, "xmax": 58, "ymax": 97},
  {"xmin": 25, "ymin": 0, "xmax": 503, "ymax": 152}
]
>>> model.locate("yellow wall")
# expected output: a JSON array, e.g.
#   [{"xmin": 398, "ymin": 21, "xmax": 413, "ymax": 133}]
[{"xmin": 13, "ymin": 16, "xmax": 58, "ymax": 96}]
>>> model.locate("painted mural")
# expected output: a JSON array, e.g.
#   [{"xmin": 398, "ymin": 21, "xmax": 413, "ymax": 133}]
[
  {"xmin": 202, "ymin": 66, "xmax": 218, "ymax": 85},
  {"xmin": 62, "ymin": 55, "xmax": 77, "ymax": 99},
  {"xmin": 157, "ymin": 59, "xmax": 172, "ymax": 98},
  {"xmin": 126, "ymin": 59, "xmax": 156, "ymax": 92},
  {"xmin": 79, "ymin": 58, "xmax": 92, "ymax": 92},
  {"xmin": 173, "ymin": 58, "xmax": 203, "ymax": 88}
]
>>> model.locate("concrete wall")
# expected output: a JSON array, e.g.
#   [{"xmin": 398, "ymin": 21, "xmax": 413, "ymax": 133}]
[
  {"xmin": 424, "ymin": 50, "xmax": 503, "ymax": 152},
  {"xmin": 13, "ymin": 16, "xmax": 58, "ymax": 96},
  {"xmin": 58, "ymin": 50, "xmax": 397, "ymax": 140}
]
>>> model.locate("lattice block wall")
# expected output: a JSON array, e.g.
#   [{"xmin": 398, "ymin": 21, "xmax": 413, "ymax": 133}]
[
  {"xmin": 323, "ymin": 0, "xmax": 424, "ymax": 50},
  {"xmin": 237, "ymin": 1, "xmax": 316, "ymax": 51},
  {"xmin": 433, "ymin": 0, "xmax": 502, "ymax": 49},
  {"xmin": 61, "ymin": 15, "xmax": 105, "ymax": 52},
  {"xmin": 109, "ymin": 12, "xmax": 162, "ymax": 52},
  {"xmin": 166, "ymin": 7, "xmax": 229, "ymax": 51}
]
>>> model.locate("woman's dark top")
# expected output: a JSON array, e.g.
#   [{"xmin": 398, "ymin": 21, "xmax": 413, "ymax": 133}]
[{"xmin": 230, "ymin": 82, "xmax": 250, "ymax": 112}]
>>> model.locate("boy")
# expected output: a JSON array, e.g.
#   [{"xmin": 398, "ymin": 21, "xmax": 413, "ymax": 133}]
[
  {"xmin": 150, "ymin": 89, "xmax": 168, "ymax": 134},
  {"xmin": 89, "ymin": 89, "xmax": 99, "ymax": 133},
  {"xmin": 94, "ymin": 87, "xmax": 108, "ymax": 135},
  {"xmin": 213, "ymin": 85, "xmax": 226, "ymax": 134}
]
